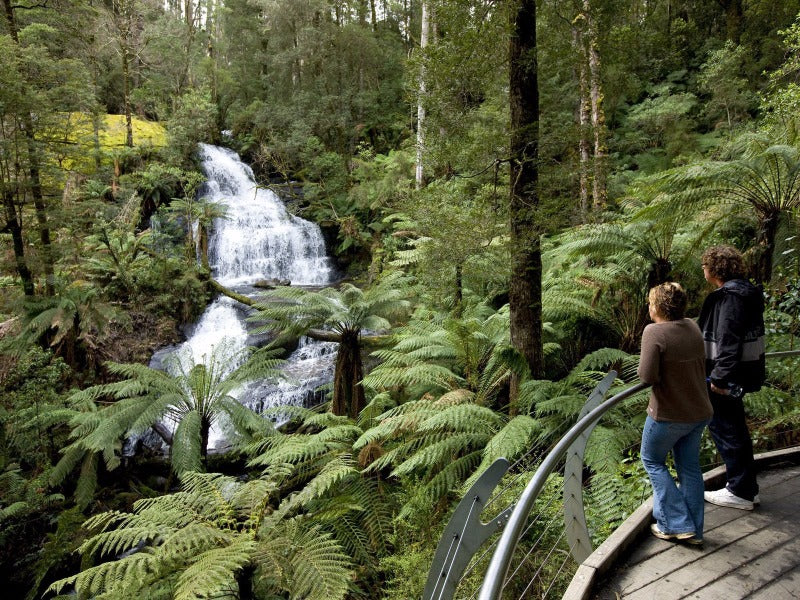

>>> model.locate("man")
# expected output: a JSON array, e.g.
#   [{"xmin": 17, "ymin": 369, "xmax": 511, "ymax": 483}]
[{"xmin": 698, "ymin": 245, "xmax": 766, "ymax": 511}]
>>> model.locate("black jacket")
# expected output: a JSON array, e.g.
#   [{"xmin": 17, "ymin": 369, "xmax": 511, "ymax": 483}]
[{"xmin": 698, "ymin": 279, "xmax": 766, "ymax": 393}]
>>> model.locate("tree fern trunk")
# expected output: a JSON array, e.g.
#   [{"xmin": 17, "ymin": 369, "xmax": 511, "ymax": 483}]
[
  {"xmin": 753, "ymin": 210, "xmax": 779, "ymax": 284},
  {"xmin": 200, "ymin": 417, "xmax": 210, "ymax": 462},
  {"xmin": 332, "ymin": 331, "xmax": 365, "ymax": 419}
]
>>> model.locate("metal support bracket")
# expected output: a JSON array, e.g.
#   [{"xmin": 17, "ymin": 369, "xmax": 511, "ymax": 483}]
[
  {"xmin": 422, "ymin": 458, "xmax": 512, "ymax": 600},
  {"xmin": 563, "ymin": 370, "xmax": 618, "ymax": 563}
]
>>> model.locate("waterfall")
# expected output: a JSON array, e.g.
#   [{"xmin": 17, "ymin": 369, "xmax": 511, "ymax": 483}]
[
  {"xmin": 201, "ymin": 144, "xmax": 332, "ymax": 287},
  {"xmin": 150, "ymin": 144, "xmax": 337, "ymax": 452}
]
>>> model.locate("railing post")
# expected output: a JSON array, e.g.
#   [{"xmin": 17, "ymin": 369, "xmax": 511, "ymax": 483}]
[
  {"xmin": 421, "ymin": 458, "xmax": 513, "ymax": 600},
  {"xmin": 563, "ymin": 371, "xmax": 617, "ymax": 563}
]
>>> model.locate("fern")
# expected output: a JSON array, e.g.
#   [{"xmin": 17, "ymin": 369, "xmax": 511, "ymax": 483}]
[{"xmin": 174, "ymin": 539, "xmax": 256, "ymax": 600}]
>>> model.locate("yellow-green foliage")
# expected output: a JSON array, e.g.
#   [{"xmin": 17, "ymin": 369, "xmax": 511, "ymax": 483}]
[{"xmin": 48, "ymin": 112, "xmax": 166, "ymax": 174}]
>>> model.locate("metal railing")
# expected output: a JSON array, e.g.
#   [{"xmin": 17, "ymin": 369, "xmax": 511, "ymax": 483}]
[
  {"xmin": 422, "ymin": 349, "xmax": 800, "ymax": 600},
  {"xmin": 478, "ymin": 349, "xmax": 800, "ymax": 600}
]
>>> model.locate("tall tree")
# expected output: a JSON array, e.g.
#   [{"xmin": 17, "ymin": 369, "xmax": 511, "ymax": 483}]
[
  {"xmin": 2, "ymin": 0, "xmax": 56, "ymax": 295},
  {"xmin": 415, "ymin": 0, "xmax": 430, "ymax": 188},
  {"xmin": 582, "ymin": 0, "xmax": 607, "ymax": 210},
  {"xmin": 508, "ymin": 0, "xmax": 543, "ymax": 406}
]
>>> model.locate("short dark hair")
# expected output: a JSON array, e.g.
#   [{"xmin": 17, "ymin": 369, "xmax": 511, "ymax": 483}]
[
  {"xmin": 648, "ymin": 282, "xmax": 688, "ymax": 321},
  {"xmin": 701, "ymin": 245, "xmax": 746, "ymax": 282}
]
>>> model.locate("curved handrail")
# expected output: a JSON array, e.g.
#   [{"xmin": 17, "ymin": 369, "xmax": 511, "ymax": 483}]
[
  {"xmin": 477, "ymin": 381, "xmax": 650, "ymax": 600},
  {"xmin": 478, "ymin": 348, "xmax": 800, "ymax": 600}
]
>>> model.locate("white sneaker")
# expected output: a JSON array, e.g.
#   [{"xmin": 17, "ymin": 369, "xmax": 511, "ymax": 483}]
[{"xmin": 704, "ymin": 488, "xmax": 754, "ymax": 510}]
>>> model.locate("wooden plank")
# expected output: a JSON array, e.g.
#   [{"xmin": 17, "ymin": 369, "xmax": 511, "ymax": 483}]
[
  {"xmin": 597, "ymin": 495, "xmax": 798, "ymax": 596},
  {"xmin": 589, "ymin": 466, "xmax": 800, "ymax": 600},
  {"xmin": 747, "ymin": 563, "xmax": 800, "ymax": 599},
  {"xmin": 694, "ymin": 535, "xmax": 800, "ymax": 598}
]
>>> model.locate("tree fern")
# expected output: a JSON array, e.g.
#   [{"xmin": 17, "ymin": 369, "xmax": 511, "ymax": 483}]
[
  {"xmin": 49, "ymin": 472, "xmax": 353, "ymax": 600},
  {"xmin": 252, "ymin": 270, "xmax": 412, "ymax": 418},
  {"xmin": 253, "ymin": 520, "xmax": 351, "ymax": 600},
  {"xmin": 50, "ymin": 344, "xmax": 284, "ymax": 505}
]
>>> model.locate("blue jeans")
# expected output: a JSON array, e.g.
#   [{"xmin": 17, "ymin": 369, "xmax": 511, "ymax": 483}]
[{"xmin": 641, "ymin": 416, "xmax": 709, "ymax": 538}]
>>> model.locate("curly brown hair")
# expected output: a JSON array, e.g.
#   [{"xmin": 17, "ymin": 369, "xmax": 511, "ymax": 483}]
[
  {"xmin": 648, "ymin": 281, "xmax": 688, "ymax": 321},
  {"xmin": 701, "ymin": 245, "xmax": 746, "ymax": 282}
]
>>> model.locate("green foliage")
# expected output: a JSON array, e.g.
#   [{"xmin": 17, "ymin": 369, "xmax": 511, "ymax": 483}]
[
  {"xmin": 83, "ymin": 227, "xmax": 152, "ymax": 300},
  {"xmin": 164, "ymin": 88, "xmax": 219, "ymax": 165},
  {"xmin": 50, "ymin": 342, "xmax": 284, "ymax": 506},
  {"xmin": 0, "ymin": 346, "xmax": 72, "ymax": 468},
  {"xmin": 4, "ymin": 281, "xmax": 125, "ymax": 372},
  {"xmin": 363, "ymin": 305, "xmax": 519, "ymax": 407},
  {"xmin": 697, "ymin": 42, "xmax": 757, "ymax": 131},
  {"xmin": 49, "ymin": 472, "xmax": 353, "ymax": 600},
  {"xmin": 242, "ymin": 409, "xmax": 394, "ymax": 596}
]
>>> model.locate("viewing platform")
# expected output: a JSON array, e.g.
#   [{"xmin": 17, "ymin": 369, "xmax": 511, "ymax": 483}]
[{"xmin": 566, "ymin": 449, "xmax": 800, "ymax": 599}]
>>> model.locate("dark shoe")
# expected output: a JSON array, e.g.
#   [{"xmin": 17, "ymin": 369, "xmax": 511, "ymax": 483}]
[
  {"xmin": 650, "ymin": 523, "xmax": 695, "ymax": 541},
  {"xmin": 684, "ymin": 536, "xmax": 704, "ymax": 546}
]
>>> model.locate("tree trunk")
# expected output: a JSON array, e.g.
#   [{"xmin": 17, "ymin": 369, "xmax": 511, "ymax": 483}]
[
  {"xmin": 508, "ymin": 0, "xmax": 543, "ymax": 410},
  {"xmin": 454, "ymin": 262, "xmax": 463, "ymax": 318},
  {"xmin": 415, "ymin": 0, "xmax": 429, "ymax": 189},
  {"xmin": 200, "ymin": 416, "xmax": 210, "ymax": 461},
  {"xmin": 332, "ymin": 330, "xmax": 365, "ymax": 419},
  {"xmin": 717, "ymin": 0, "xmax": 743, "ymax": 43},
  {"xmin": 199, "ymin": 222, "xmax": 210, "ymax": 270},
  {"xmin": 3, "ymin": 0, "xmax": 55, "ymax": 295},
  {"xmin": 2, "ymin": 190, "xmax": 35, "ymax": 296},
  {"xmin": 753, "ymin": 210, "xmax": 779, "ymax": 284},
  {"xmin": 122, "ymin": 43, "xmax": 134, "ymax": 147},
  {"xmin": 583, "ymin": 0, "xmax": 607, "ymax": 211},
  {"xmin": 573, "ymin": 22, "xmax": 590, "ymax": 221}
]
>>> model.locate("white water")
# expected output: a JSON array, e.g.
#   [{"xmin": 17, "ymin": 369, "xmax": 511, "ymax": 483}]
[
  {"xmin": 201, "ymin": 144, "xmax": 331, "ymax": 287},
  {"xmin": 153, "ymin": 144, "xmax": 336, "ymax": 451}
]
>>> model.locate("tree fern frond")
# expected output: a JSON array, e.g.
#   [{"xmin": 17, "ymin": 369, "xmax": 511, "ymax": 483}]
[
  {"xmin": 171, "ymin": 411, "xmax": 203, "ymax": 475},
  {"xmin": 286, "ymin": 525, "xmax": 352, "ymax": 600},
  {"xmin": 466, "ymin": 415, "xmax": 540, "ymax": 488},
  {"xmin": 75, "ymin": 452, "xmax": 99, "ymax": 509},
  {"xmin": 174, "ymin": 538, "xmax": 256, "ymax": 600},
  {"xmin": 279, "ymin": 455, "xmax": 358, "ymax": 514},
  {"xmin": 391, "ymin": 433, "xmax": 488, "ymax": 477},
  {"xmin": 418, "ymin": 403, "xmax": 504, "ymax": 434},
  {"xmin": 398, "ymin": 451, "xmax": 482, "ymax": 520}
]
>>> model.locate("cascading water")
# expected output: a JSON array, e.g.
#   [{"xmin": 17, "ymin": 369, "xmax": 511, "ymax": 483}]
[
  {"xmin": 202, "ymin": 144, "xmax": 332, "ymax": 287},
  {"xmin": 152, "ymin": 144, "xmax": 338, "ymax": 451}
]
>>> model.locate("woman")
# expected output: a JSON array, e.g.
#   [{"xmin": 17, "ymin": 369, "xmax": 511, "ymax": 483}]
[{"xmin": 638, "ymin": 282, "xmax": 712, "ymax": 545}]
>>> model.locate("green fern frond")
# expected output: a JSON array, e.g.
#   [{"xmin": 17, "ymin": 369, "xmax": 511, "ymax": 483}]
[
  {"xmin": 171, "ymin": 411, "xmax": 203, "ymax": 475},
  {"xmin": 174, "ymin": 538, "xmax": 256, "ymax": 600},
  {"xmin": 282, "ymin": 455, "xmax": 358, "ymax": 511},
  {"xmin": 468, "ymin": 415, "xmax": 540, "ymax": 484},
  {"xmin": 391, "ymin": 433, "xmax": 488, "ymax": 477},
  {"xmin": 75, "ymin": 452, "xmax": 100, "ymax": 508},
  {"xmin": 398, "ymin": 451, "xmax": 482, "ymax": 520},
  {"xmin": 286, "ymin": 524, "xmax": 352, "ymax": 600},
  {"xmin": 418, "ymin": 403, "xmax": 504, "ymax": 434}
]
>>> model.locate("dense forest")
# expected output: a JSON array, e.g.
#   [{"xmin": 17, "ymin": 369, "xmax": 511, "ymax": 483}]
[{"xmin": 2, "ymin": 0, "xmax": 800, "ymax": 598}]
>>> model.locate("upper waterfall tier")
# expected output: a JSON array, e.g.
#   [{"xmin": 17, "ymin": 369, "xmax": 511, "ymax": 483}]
[{"xmin": 199, "ymin": 143, "xmax": 333, "ymax": 287}]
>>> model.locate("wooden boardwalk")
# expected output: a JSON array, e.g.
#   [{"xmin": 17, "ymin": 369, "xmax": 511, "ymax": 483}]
[{"xmin": 590, "ymin": 464, "xmax": 800, "ymax": 599}]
